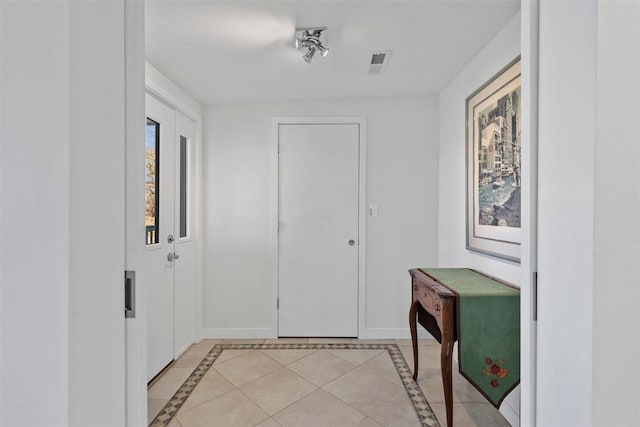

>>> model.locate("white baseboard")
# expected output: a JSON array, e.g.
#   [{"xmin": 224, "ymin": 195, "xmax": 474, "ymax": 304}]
[
  {"xmin": 499, "ymin": 384, "xmax": 520, "ymax": 426},
  {"xmin": 174, "ymin": 342, "xmax": 191, "ymax": 359},
  {"xmin": 362, "ymin": 328, "xmax": 435, "ymax": 340},
  {"xmin": 200, "ymin": 328, "xmax": 276, "ymax": 339},
  {"xmin": 199, "ymin": 327, "xmax": 435, "ymax": 341},
  {"xmin": 500, "ymin": 400, "xmax": 519, "ymax": 427}
]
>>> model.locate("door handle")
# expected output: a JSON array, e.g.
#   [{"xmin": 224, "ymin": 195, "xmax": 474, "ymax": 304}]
[
  {"xmin": 124, "ymin": 270, "xmax": 136, "ymax": 319},
  {"xmin": 348, "ymin": 239, "xmax": 356, "ymax": 246},
  {"xmin": 167, "ymin": 252, "xmax": 180, "ymax": 262}
]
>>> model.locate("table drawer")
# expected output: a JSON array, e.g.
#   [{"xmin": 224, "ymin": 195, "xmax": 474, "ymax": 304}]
[{"xmin": 413, "ymin": 283, "xmax": 443, "ymax": 319}]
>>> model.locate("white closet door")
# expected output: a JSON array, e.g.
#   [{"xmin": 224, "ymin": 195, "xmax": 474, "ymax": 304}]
[{"xmin": 278, "ymin": 124, "xmax": 359, "ymax": 337}]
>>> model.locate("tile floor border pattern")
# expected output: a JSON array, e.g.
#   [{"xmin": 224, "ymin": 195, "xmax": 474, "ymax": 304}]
[{"xmin": 150, "ymin": 343, "xmax": 440, "ymax": 427}]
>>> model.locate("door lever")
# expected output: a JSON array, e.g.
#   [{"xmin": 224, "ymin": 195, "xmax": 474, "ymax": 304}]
[{"xmin": 167, "ymin": 252, "xmax": 180, "ymax": 262}]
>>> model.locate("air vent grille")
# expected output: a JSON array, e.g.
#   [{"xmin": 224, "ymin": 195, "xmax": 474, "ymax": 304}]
[
  {"xmin": 371, "ymin": 53, "xmax": 386, "ymax": 65},
  {"xmin": 368, "ymin": 50, "xmax": 392, "ymax": 75}
]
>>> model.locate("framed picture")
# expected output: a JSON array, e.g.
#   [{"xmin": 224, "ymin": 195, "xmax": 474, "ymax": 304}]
[{"xmin": 466, "ymin": 57, "xmax": 521, "ymax": 263}]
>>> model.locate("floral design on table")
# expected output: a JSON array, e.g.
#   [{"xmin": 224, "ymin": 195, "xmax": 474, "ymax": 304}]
[{"xmin": 482, "ymin": 357, "xmax": 508, "ymax": 388}]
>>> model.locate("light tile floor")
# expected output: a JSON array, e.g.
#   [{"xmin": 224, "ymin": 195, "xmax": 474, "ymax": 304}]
[{"xmin": 148, "ymin": 339, "xmax": 511, "ymax": 427}]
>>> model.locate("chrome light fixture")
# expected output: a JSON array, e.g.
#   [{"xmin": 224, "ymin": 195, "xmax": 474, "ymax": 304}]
[{"xmin": 295, "ymin": 27, "xmax": 329, "ymax": 64}]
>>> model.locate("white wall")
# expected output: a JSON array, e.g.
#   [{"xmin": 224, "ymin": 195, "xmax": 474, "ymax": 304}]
[
  {"xmin": 437, "ymin": 11, "xmax": 521, "ymax": 425},
  {"xmin": 202, "ymin": 95, "xmax": 439, "ymax": 338},
  {"xmin": 438, "ymin": 11, "xmax": 521, "ymax": 284},
  {"xmin": 68, "ymin": 2, "xmax": 126, "ymax": 425},
  {"xmin": 1, "ymin": 2, "xmax": 71, "ymax": 425},
  {"xmin": 593, "ymin": 1, "xmax": 640, "ymax": 425},
  {"xmin": 1, "ymin": 1, "xmax": 127, "ymax": 426},
  {"xmin": 536, "ymin": 2, "xmax": 640, "ymax": 425}
]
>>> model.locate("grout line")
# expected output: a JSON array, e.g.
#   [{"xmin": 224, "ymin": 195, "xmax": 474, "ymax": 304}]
[
  {"xmin": 218, "ymin": 363, "xmax": 282, "ymax": 389},
  {"xmin": 312, "ymin": 388, "xmax": 369, "ymax": 424},
  {"xmin": 242, "ymin": 372, "xmax": 318, "ymax": 419},
  {"xmin": 257, "ymin": 347, "xmax": 319, "ymax": 366},
  {"xmin": 233, "ymin": 387, "xmax": 271, "ymax": 423},
  {"xmin": 212, "ymin": 348, "xmax": 255, "ymax": 366},
  {"xmin": 326, "ymin": 347, "xmax": 385, "ymax": 365},
  {"xmin": 177, "ymin": 386, "xmax": 236, "ymax": 419}
]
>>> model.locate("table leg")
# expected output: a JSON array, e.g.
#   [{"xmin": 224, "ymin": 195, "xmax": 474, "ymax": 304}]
[
  {"xmin": 441, "ymin": 327, "xmax": 454, "ymax": 427},
  {"xmin": 409, "ymin": 301, "xmax": 419, "ymax": 381}
]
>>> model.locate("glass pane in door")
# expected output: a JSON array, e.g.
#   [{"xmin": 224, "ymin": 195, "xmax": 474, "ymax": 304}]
[
  {"xmin": 146, "ymin": 118, "xmax": 160, "ymax": 245},
  {"xmin": 179, "ymin": 135, "xmax": 189, "ymax": 238}
]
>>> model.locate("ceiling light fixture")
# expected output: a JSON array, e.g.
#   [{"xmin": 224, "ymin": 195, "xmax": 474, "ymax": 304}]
[{"xmin": 295, "ymin": 27, "xmax": 329, "ymax": 64}]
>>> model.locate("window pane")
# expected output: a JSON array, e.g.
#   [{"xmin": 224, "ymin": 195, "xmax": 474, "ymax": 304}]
[
  {"xmin": 146, "ymin": 118, "xmax": 160, "ymax": 245},
  {"xmin": 179, "ymin": 135, "xmax": 188, "ymax": 238}
]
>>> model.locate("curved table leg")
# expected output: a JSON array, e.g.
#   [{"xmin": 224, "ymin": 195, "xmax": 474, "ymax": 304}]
[
  {"xmin": 409, "ymin": 301, "xmax": 419, "ymax": 381},
  {"xmin": 441, "ymin": 325, "xmax": 454, "ymax": 427}
]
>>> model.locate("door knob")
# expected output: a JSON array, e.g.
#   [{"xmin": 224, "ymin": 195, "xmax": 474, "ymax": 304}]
[
  {"xmin": 167, "ymin": 252, "xmax": 180, "ymax": 261},
  {"xmin": 348, "ymin": 239, "xmax": 356, "ymax": 246}
]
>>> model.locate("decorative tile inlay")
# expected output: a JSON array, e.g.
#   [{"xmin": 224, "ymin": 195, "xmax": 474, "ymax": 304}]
[{"xmin": 149, "ymin": 343, "xmax": 440, "ymax": 427}]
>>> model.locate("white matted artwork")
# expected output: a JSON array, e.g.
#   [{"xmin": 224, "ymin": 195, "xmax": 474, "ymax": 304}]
[{"xmin": 466, "ymin": 57, "xmax": 521, "ymax": 263}]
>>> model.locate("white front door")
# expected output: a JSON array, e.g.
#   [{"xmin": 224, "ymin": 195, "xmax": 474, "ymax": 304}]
[
  {"xmin": 278, "ymin": 124, "xmax": 360, "ymax": 337},
  {"xmin": 144, "ymin": 95, "xmax": 197, "ymax": 381},
  {"xmin": 173, "ymin": 112, "xmax": 197, "ymax": 356},
  {"xmin": 145, "ymin": 94, "xmax": 176, "ymax": 380}
]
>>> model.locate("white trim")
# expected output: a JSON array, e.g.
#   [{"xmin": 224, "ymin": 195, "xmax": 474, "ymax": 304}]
[
  {"xmin": 193, "ymin": 106, "xmax": 204, "ymax": 347},
  {"xmin": 271, "ymin": 117, "xmax": 367, "ymax": 338},
  {"xmin": 174, "ymin": 342, "xmax": 192, "ymax": 360},
  {"xmin": 124, "ymin": 0, "xmax": 147, "ymax": 425},
  {"xmin": 144, "ymin": 243, "xmax": 164, "ymax": 251},
  {"xmin": 145, "ymin": 62, "xmax": 202, "ymax": 121},
  {"xmin": 145, "ymin": 89, "xmax": 199, "ymax": 124},
  {"xmin": 357, "ymin": 122, "xmax": 367, "ymax": 340},
  {"xmin": 363, "ymin": 328, "xmax": 435, "ymax": 340},
  {"xmin": 521, "ymin": 2, "xmax": 539, "ymax": 426},
  {"xmin": 200, "ymin": 328, "xmax": 277, "ymax": 339},
  {"xmin": 270, "ymin": 122, "xmax": 279, "ymax": 337}
]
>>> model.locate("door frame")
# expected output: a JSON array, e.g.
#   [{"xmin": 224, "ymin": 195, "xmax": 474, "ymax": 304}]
[
  {"xmin": 124, "ymin": 0, "xmax": 147, "ymax": 424},
  {"xmin": 271, "ymin": 117, "xmax": 367, "ymax": 338},
  {"xmin": 123, "ymin": 3, "xmax": 537, "ymax": 425}
]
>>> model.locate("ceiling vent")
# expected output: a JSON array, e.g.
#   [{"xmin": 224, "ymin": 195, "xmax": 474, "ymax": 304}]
[{"xmin": 368, "ymin": 50, "xmax": 392, "ymax": 75}]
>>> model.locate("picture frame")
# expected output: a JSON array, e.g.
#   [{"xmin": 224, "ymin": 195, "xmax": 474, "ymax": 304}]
[{"xmin": 466, "ymin": 57, "xmax": 521, "ymax": 263}]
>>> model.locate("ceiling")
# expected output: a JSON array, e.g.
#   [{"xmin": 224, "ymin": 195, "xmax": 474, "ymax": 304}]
[{"xmin": 146, "ymin": 0, "xmax": 520, "ymax": 105}]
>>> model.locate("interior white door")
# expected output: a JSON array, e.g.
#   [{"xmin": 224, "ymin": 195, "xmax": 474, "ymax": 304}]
[
  {"xmin": 145, "ymin": 94, "xmax": 176, "ymax": 381},
  {"xmin": 278, "ymin": 124, "xmax": 360, "ymax": 337}
]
